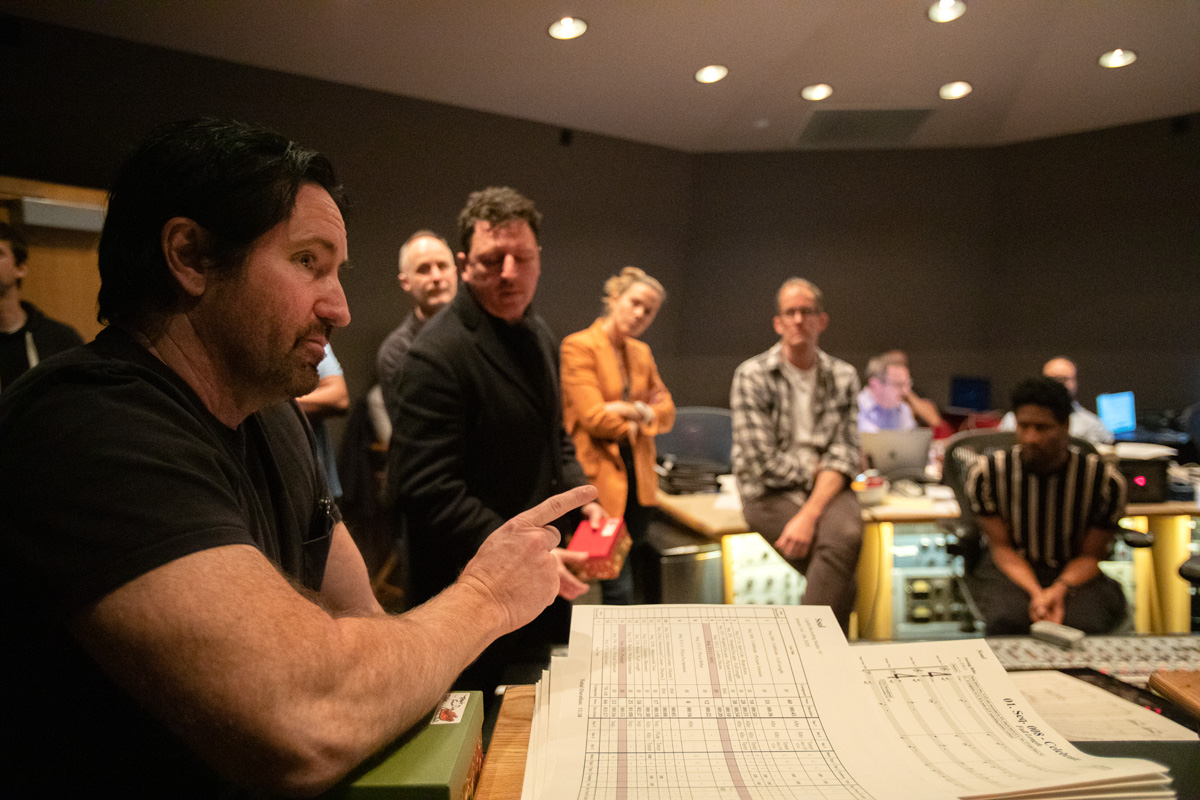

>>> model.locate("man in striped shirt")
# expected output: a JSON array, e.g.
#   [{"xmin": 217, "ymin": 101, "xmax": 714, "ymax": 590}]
[{"xmin": 965, "ymin": 377, "xmax": 1128, "ymax": 635}]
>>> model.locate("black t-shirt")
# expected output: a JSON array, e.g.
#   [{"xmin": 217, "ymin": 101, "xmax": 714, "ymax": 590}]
[{"xmin": 0, "ymin": 327, "xmax": 337, "ymax": 798}]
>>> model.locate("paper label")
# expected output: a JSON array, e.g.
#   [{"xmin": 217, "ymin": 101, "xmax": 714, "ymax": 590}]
[{"xmin": 431, "ymin": 691, "xmax": 470, "ymax": 724}]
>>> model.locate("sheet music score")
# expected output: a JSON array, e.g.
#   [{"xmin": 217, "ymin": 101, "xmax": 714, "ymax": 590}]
[
  {"xmin": 849, "ymin": 641, "xmax": 1175, "ymax": 798},
  {"xmin": 527, "ymin": 605, "xmax": 1171, "ymax": 800}
]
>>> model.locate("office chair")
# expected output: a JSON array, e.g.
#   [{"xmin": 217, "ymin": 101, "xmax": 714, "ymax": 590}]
[
  {"xmin": 939, "ymin": 431, "xmax": 1014, "ymax": 630},
  {"xmin": 655, "ymin": 406, "xmax": 733, "ymax": 473},
  {"xmin": 1182, "ymin": 556, "xmax": 1200, "ymax": 634},
  {"xmin": 939, "ymin": 430, "xmax": 1015, "ymax": 564}
]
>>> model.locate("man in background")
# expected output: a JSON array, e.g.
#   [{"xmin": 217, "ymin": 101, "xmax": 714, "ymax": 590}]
[
  {"xmin": 730, "ymin": 277, "xmax": 863, "ymax": 632},
  {"xmin": 0, "ymin": 221, "xmax": 84, "ymax": 391},
  {"xmin": 858, "ymin": 351, "xmax": 917, "ymax": 432},
  {"xmin": 873, "ymin": 348, "xmax": 952, "ymax": 437},
  {"xmin": 390, "ymin": 186, "xmax": 603, "ymax": 695},
  {"xmin": 376, "ymin": 230, "xmax": 458, "ymax": 423},
  {"xmin": 966, "ymin": 376, "xmax": 1127, "ymax": 634},
  {"xmin": 999, "ymin": 356, "xmax": 1113, "ymax": 444}
]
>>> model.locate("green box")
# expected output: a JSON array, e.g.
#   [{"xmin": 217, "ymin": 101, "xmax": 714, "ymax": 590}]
[{"xmin": 326, "ymin": 691, "xmax": 484, "ymax": 800}]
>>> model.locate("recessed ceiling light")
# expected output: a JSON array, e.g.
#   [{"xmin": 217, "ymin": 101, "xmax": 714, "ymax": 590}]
[
  {"xmin": 800, "ymin": 83, "xmax": 833, "ymax": 101},
  {"xmin": 939, "ymin": 81, "xmax": 972, "ymax": 99},
  {"xmin": 928, "ymin": 0, "xmax": 966, "ymax": 23},
  {"xmin": 548, "ymin": 17, "xmax": 587, "ymax": 40},
  {"xmin": 1099, "ymin": 48, "xmax": 1137, "ymax": 68},
  {"xmin": 695, "ymin": 65, "xmax": 729, "ymax": 84}
]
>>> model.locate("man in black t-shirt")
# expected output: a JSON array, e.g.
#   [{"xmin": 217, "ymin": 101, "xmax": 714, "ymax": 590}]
[
  {"xmin": 0, "ymin": 222, "xmax": 84, "ymax": 391},
  {"xmin": 965, "ymin": 377, "xmax": 1128, "ymax": 635},
  {"xmin": 0, "ymin": 119, "xmax": 595, "ymax": 799}
]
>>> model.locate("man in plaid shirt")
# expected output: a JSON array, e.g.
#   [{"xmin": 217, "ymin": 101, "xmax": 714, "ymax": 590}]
[{"xmin": 730, "ymin": 278, "xmax": 863, "ymax": 631}]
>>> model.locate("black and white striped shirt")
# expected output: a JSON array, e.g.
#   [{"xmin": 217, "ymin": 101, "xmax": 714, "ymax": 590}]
[{"xmin": 965, "ymin": 445, "xmax": 1126, "ymax": 568}]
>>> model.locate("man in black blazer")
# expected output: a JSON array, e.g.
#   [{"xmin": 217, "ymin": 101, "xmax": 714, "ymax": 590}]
[{"xmin": 389, "ymin": 186, "xmax": 604, "ymax": 695}]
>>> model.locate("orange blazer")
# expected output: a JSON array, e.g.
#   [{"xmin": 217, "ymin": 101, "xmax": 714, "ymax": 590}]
[{"xmin": 561, "ymin": 319, "xmax": 675, "ymax": 517}]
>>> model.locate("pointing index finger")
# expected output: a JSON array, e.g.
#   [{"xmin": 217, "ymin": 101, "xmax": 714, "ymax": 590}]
[{"xmin": 516, "ymin": 485, "xmax": 599, "ymax": 530}]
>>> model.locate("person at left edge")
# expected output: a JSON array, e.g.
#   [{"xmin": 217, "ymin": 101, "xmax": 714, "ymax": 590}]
[
  {"xmin": 0, "ymin": 221, "xmax": 84, "ymax": 391},
  {"xmin": 0, "ymin": 118, "xmax": 596, "ymax": 798}
]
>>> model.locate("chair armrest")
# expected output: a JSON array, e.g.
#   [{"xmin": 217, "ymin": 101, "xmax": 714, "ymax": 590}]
[
  {"xmin": 937, "ymin": 519, "xmax": 974, "ymax": 540},
  {"xmin": 939, "ymin": 520, "xmax": 983, "ymax": 560},
  {"xmin": 1179, "ymin": 555, "xmax": 1200, "ymax": 584},
  {"xmin": 1116, "ymin": 523, "xmax": 1153, "ymax": 549}
]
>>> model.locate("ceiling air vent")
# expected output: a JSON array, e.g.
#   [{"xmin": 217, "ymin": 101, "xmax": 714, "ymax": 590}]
[{"xmin": 796, "ymin": 109, "xmax": 933, "ymax": 147}]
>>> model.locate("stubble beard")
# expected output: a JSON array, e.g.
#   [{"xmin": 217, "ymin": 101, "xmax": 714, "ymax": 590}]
[{"xmin": 230, "ymin": 322, "xmax": 327, "ymax": 406}]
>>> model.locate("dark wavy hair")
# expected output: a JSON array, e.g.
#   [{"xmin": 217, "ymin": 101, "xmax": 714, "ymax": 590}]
[
  {"xmin": 1011, "ymin": 376, "xmax": 1072, "ymax": 424},
  {"xmin": 456, "ymin": 186, "xmax": 541, "ymax": 255},
  {"xmin": 97, "ymin": 118, "xmax": 345, "ymax": 328},
  {"xmin": 0, "ymin": 222, "xmax": 29, "ymax": 267}
]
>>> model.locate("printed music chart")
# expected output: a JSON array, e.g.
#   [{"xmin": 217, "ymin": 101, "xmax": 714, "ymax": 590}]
[{"xmin": 527, "ymin": 605, "xmax": 1169, "ymax": 800}]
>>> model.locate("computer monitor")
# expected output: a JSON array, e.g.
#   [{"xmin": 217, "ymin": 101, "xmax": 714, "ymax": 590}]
[
  {"xmin": 949, "ymin": 376, "xmax": 991, "ymax": 412},
  {"xmin": 860, "ymin": 429, "xmax": 934, "ymax": 481},
  {"xmin": 1096, "ymin": 391, "xmax": 1136, "ymax": 434}
]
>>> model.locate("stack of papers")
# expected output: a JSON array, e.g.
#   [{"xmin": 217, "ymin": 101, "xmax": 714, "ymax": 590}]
[
  {"xmin": 1006, "ymin": 671, "xmax": 1196, "ymax": 742},
  {"xmin": 522, "ymin": 605, "xmax": 1174, "ymax": 799}
]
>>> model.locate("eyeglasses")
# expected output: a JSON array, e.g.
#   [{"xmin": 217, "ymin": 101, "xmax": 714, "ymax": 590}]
[{"xmin": 778, "ymin": 305, "xmax": 822, "ymax": 319}]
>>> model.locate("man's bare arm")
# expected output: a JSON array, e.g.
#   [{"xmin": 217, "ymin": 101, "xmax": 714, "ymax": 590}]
[
  {"xmin": 296, "ymin": 374, "xmax": 350, "ymax": 421},
  {"xmin": 70, "ymin": 485, "xmax": 597, "ymax": 798},
  {"xmin": 904, "ymin": 391, "xmax": 944, "ymax": 429},
  {"xmin": 977, "ymin": 515, "xmax": 1042, "ymax": 597},
  {"xmin": 1030, "ymin": 525, "xmax": 1112, "ymax": 622},
  {"xmin": 1051, "ymin": 525, "xmax": 1110, "ymax": 589},
  {"xmin": 320, "ymin": 522, "xmax": 386, "ymax": 617}
]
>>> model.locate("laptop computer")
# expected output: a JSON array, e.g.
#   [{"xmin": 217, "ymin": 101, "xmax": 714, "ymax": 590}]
[{"xmin": 860, "ymin": 429, "xmax": 934, "ymax": 481}]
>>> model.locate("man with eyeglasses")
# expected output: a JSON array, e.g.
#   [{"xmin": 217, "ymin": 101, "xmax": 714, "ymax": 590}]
[
  {"xmin": 858, "ymin": 352, "xmax": 918, "ymax": 432},
  {"xmin": 389, "ymin": 186, "xmax": 603, "ymax": 698},
  {"xmin": 730, "ymin": 277, "xmax": 864, "ymax": 632}
]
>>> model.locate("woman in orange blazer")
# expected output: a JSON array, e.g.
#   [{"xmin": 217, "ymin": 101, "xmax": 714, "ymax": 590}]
[{"xmin": 562, "ymin": 267, "xmax": 675, "ymax": 604}]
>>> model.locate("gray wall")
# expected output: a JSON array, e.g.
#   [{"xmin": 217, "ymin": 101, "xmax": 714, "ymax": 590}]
[{"xmin": 4, "ymin": 16, "xmax": 1197, "ymax": 425}]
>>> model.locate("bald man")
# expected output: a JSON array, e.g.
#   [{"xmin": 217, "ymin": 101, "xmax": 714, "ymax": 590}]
[
  {"xmin": 376, "ymin": 230, "xmax": 459, "ymax": 422},
  {"xmin": 1000, "ymin": 357, "xmax": 1112, "ymax": 444}
]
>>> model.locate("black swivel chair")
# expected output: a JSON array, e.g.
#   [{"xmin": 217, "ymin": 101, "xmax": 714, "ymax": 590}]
[
  {"xmin": 654, "ymin": 406, "xmax": 733, "ymax": 472},
  {"xmin": 1181, "ymin": 555, "xmax": 1200, "ymax": 633},
  {"xmin": 654, "ymin": 407, "xmax": 733, "ymax": 496},
  {"xmin": 939, "ymin": 431, "xmax": 1014, "ymax": 630},
  {"xmin": 938, "ymin": 429, "xmax": 1152, "ymax": 632}
]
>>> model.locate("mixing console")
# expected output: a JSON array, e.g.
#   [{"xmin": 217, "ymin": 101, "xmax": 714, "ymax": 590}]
[{"xmin": 987, "ymin": 634, "xmax": 1200, "ymax": 687}]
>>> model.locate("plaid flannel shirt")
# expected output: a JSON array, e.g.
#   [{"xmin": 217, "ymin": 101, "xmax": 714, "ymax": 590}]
[{"xmin": 730, "ymin": 344, "xmax": 862, "ymax": 502}]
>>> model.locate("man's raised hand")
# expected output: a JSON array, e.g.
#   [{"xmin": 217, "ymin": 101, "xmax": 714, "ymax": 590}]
[{"xmin": 458, "ymin": 485, "xmax": 598, "ymax": 635}]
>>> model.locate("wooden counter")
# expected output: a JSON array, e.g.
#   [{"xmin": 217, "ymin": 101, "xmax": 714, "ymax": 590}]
[
  {"xmin": 476, "ymin": 685, "xmax": 535, "ymax": 800},
  {"xmin": 655, "ymin": 489, "xmax": 748, "ymax": 537}
]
